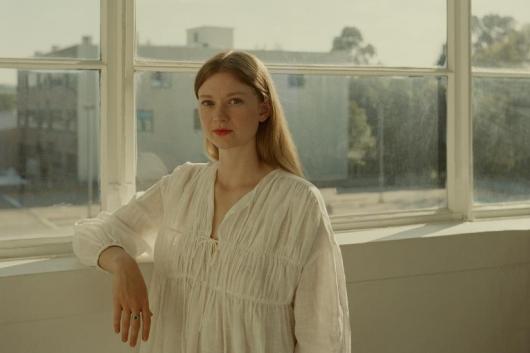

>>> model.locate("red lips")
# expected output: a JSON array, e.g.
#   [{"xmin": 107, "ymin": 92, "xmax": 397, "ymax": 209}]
[{"xmin": 213, "ymin": 129, "xmax": 232, "ymax": 136}]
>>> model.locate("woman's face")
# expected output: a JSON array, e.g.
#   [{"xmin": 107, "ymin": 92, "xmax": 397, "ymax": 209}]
[{"xmin": 197, "ymin": 71, "xmax": 270, "ymax": 151}]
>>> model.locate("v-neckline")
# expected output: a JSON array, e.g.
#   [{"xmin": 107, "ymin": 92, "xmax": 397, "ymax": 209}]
[{"xmin": 207, "ymin": 161, "xmax": 279, "ymax": 242}]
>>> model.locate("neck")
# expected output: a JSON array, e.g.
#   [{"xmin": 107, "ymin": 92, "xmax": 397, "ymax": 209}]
[{"xmin": 215, "ymin": 159, "xmax": 274, "ymax": 190}]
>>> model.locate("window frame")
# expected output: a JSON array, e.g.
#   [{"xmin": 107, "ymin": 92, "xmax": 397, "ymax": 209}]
[{"xmin": 0, "ymin": 0, "xmax": 529, "ymax": 260}]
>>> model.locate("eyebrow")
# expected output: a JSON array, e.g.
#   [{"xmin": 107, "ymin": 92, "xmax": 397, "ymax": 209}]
[{"xmin": 198, "ymin": 91, "xmax": 248, "ymax": 98}]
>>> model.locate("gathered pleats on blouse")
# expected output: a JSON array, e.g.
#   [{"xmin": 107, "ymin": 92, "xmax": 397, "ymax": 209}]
[{"xmin": 73, "ymin": 161, "xmax": 351, "ymax": 353}]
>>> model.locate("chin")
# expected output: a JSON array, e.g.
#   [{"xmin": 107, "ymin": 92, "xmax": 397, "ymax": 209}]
[{"xmin": 210, "ymin": 139, "xmax": 234, "ymax": 148}]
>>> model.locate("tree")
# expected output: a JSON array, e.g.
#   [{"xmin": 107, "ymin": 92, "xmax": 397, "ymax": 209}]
[
  {"xmin": 334, "ymin": 26, "xmax": 443, "ymax": 190},
  {"xmin": 472, "ymin": 14, "xmax": 530, "ymax": 68},
  {"xmin": 434, "ymin": 14, "xmax": 530, "ymax": 193},
  {"xmin": 348, "ymin": 101, "xmax": 376, "ymax": 176},
  {"xmin": 471, "ymin": 14, "xmax": 530, "ymax": 180},
  {"xmin": 346, "ymin": 76, "xmax": 443, "ymax": 188},
  {"xmin": 331, "ymin": 26, "xmax": 377, "ymax": 65}
]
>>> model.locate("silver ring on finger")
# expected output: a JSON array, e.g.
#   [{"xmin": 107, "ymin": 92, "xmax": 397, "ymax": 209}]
[{"xmin": 131, "ymin": 312, "xmax": 141, "ymax": 321}]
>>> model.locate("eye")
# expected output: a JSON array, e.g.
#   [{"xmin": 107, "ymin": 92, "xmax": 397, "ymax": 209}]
[
  {"xmin": 200, "ymin": 100, "xmax": 213, "ymax": 107},
  {"xmin": 229, "ymin": 98, "xmax": 243, "ymax": 105}
]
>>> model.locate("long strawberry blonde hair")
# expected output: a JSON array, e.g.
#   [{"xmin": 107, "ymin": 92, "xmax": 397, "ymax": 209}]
[{"xmin": 194, "ymin": 50, "xmax": 304, "ymax": 178}]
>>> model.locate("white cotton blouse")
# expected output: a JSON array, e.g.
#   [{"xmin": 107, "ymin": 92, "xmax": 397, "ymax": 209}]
[{"xmin": 73, "ymin": 160, "xmax": 351, "ymax": 353}]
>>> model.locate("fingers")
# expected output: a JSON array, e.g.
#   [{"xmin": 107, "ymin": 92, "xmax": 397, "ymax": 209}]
[
  {"xmin": 119, "ymin": 306, "xmax": 151, "ymax": 347},
  {"xmin": 113, "ymin": 300, "xmax": 121, "ymax": 334},
  {"xmin": 121, "ymin": 309, "xmax": 131, "ymax": 343},
  {"xmin": 129, "ymin": 311, "xmax": 142, "ymax": 347},
  {"xmin": 111, "ymin": 271, "xmax": 152, "ymax": 347},
  {"xmin": 142, "ymin": 304, "xmax": 153, "ymax": 342}
]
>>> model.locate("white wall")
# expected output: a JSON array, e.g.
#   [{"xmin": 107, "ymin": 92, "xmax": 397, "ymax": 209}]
[{"xmin": 1, "ymin": 227, "xmax": 530, "ymax": 353}]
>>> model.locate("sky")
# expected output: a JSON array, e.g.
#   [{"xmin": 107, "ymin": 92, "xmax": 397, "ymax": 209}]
[{"xmin": 1, "ymin": 0, "xmax": 530, "ymax": 85}]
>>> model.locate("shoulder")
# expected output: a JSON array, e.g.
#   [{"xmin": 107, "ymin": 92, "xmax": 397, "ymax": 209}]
[
  {"xmin": 274, "ymin": 169, "xmax": 326, "ymax": 213},
  {"xmin": 163, "ymin": 160, "xmax": 212, "ymax": 189},
  {"xmin": 274, "ymin": 170, "xmax": 333, "ymax": 261},
  {"xmin": 170, "ymin": 161, "xmax": 211, "ymax": 177}
]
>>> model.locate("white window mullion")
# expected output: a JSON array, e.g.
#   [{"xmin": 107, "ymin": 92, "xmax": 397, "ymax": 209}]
[
  {"xmin": 447, "ymin": 0, "xmax": 473, "ymax": 221},
  {"xmin": 123, "ymin": 0, "xmax": 137, "ymax": 201},
  {"xmin": 446, "ymin": 0, "xmax": 457, "ymax": 218},
  {"xmin": 99, "ymin": 0, "xmax": 110, "ymax": 211},
  {"xmin": 101, "ymin": 0, "xmax": 135, "ymax": 211}
]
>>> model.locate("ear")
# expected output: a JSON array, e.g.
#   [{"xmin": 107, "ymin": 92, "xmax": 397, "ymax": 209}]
[{"xmin": 259, "ymin": 98, "xmax": 271, "ymax": 122}]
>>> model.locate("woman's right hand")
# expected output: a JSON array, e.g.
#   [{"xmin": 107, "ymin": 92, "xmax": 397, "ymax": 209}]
[{"xmin": 111, "ymin": 253, "xmax": 154, "ymax": 348}]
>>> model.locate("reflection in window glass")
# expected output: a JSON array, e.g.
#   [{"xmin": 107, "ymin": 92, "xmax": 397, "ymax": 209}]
[
  {"xmin": 472, "ymin": 0, "xmax": 530, "ymax": 70},
  {"xmin": 0, "ymin": 69, "xmax": 100, "ymax": 239},
  {"xmin": 288, "ymin": 74, "xmax": 305, "ymax": 88},
  {"xmin": 136, "ymin": 0, "xmax": 445, "ymax": 67},
  {"xmin": 137, "ymin": 109, "xmax": 154, "ymax": 133},
  {"xmin": 0, "ymin": 1, "xmax": 99, "ymax": 59},
  {"xmin": 473, "ymin": 78, "xmax": 530, "ymax": 204},
  {"xmin": 135, "ymin": 71, "xmax": 447, "ymax": 215}
]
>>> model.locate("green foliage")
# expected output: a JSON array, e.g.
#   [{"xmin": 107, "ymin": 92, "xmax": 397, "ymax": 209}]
[
  {"xmin": 409, "ymin": 14, "xmax": 530, "ymax": 190},
  {"xmin": 471, "ymin": 14, "xmax": 530, "ymax": 187},
  {"xmin": 472, "ymin": 14, "xmax": 530, "ymax": 68},
  {"xmin": 348, "ymin": 101, "xmax": 376, "ymax": 169},
  {"xmin": 331, "ymin": 26, "xmax": 377, "ymax": 65},
  {"xmin": 347, "ymin": 77, "xmax": 444, "ymax": 187},
  {"xmin": 473, "ymin": 78, "xmax": 530, "ymax": 178},
  {"xmin": 335, "ymin": 17, "xmax": 529, "ymax": 196}
]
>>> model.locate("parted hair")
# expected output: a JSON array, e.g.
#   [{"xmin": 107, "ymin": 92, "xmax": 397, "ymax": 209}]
[{"xmin": 194, "ymin": 50, "xmax": 304, "ymax": 178}]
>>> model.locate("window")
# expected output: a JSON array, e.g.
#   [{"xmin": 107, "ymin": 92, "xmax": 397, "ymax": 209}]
[
  {"xmin": 136, "ymin": 1, "xmax": 444, "ymax": 66},
  {"xmin": 0, "ymin": 1, "xmax": 101, "ymax": 246},
  {"xmin": 137, "ymin": 109, "xmax": 154, "ymax": 132},
  {"xmin": 27, "ymin": 72, "xmax": 37, "ymax": 88},
  {"xmin": 471, "ymin": 1, "xmax": 530, "ymax": 206},
  {"xmin": 0, "ymin": 1, "xmax": 100, "ymax": 59},
  {"xmin": 66, "ymin": 110, "xmax": 77, "ymax": 132},
  {"xmin": 1, "ymin": 0, "xmax": 530, "ymax": 260},
  {"xmin": 17, "ymin": 110, "xmax": 27, "ymax": 128},
  {"xmin": 151, "ymin": 72, "xmax": 171, "ymax": 88},
  {"xmin": 288, "ymin": 74, "xmax": 305, "ymax": 88},
  {"xmin": 134, "ymin": 0, "xmax": 448, "ymax": 219},
  {"xmin": 193, "ymin": 108, "xmax": 201, "ymax": 131}
]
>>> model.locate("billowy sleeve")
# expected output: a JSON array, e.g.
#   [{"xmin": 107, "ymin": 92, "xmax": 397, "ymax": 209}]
[
  {"xmin": 293, "ymin": 186, "xmax": 351, "ymax": 353},
  {"xmin": 72, "ymin": 164, "xmax": 184, "ymax": 273}
]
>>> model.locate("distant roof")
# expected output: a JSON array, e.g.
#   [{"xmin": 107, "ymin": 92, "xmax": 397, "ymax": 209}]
[
  {"xmin": 38, "ymin": 36, "xmax": 354, "ymax": 64},
  {"xmin": 137, "ymin": 45, "xmax": 353, "ymax": 64},
  {"xmin": 187, "ymin": 26, "xmax": 233, "ymax": 31}
]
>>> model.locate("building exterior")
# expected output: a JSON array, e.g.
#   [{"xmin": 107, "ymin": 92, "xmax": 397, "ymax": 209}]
[
  {"xmin": 12, "ymin": 36, "xmax": 98, "ymax": 191},
  {"xmin": 0, "ymin": 85, "xmax": 17, "ymax": 173},
  {"xmin": 12, "ymin": 27, "xmax": 351, "ymax": 193}
]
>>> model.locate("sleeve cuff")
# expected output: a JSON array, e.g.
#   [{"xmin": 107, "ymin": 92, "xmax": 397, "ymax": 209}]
[{"xmin": 94, "ymin": 242, "xmax": 126, "ymax": 273}]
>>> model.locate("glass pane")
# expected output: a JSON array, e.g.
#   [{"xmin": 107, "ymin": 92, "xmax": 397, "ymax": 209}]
[
  {"xmin": 135, "ymin": 72, "xmax": 207, "ymax": 191},
  {"xmin": 136, "ymin": 0, "xmax": 446, "ymax": 67},
  {"xmin": 136, "ymin": 72, "xmax": 447, "ymax": 215},
  {"xmin": 0, "ymin": 0, "xmax": 99, "ymax": 59},
  {"xmin": 0, "ymin": 69, "xmax": 100, "ymax": 239},
  {"xmin": 473, "ymin": 77, "xmax": 530, "ymax": 204},
  {"xmin": 472, "ymin": 0, "xmax": 530, "ymax": 70}
]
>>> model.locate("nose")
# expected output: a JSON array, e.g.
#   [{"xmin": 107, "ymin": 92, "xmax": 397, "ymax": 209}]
[{"xmin": 212, "ymin": 104, "xmax": 229, "ymax": 121}]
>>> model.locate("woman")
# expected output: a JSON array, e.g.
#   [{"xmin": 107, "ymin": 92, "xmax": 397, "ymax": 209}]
[{"xmin": 73, "ymin": 50, "xmax": 351, "ymax": 353}]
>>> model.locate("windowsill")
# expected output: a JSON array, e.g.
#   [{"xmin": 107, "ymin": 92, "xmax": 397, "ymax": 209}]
[
  {"xmin": 0, "ymin": 252, "xmax": 155, "ymax": 278},
  {"xmin": 1, "ymin": 216, "xmax": 529, "ymax": 278},
  {"xmin": 334, "ymin": 215, "xmax": 530, "ymax": 245}
]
